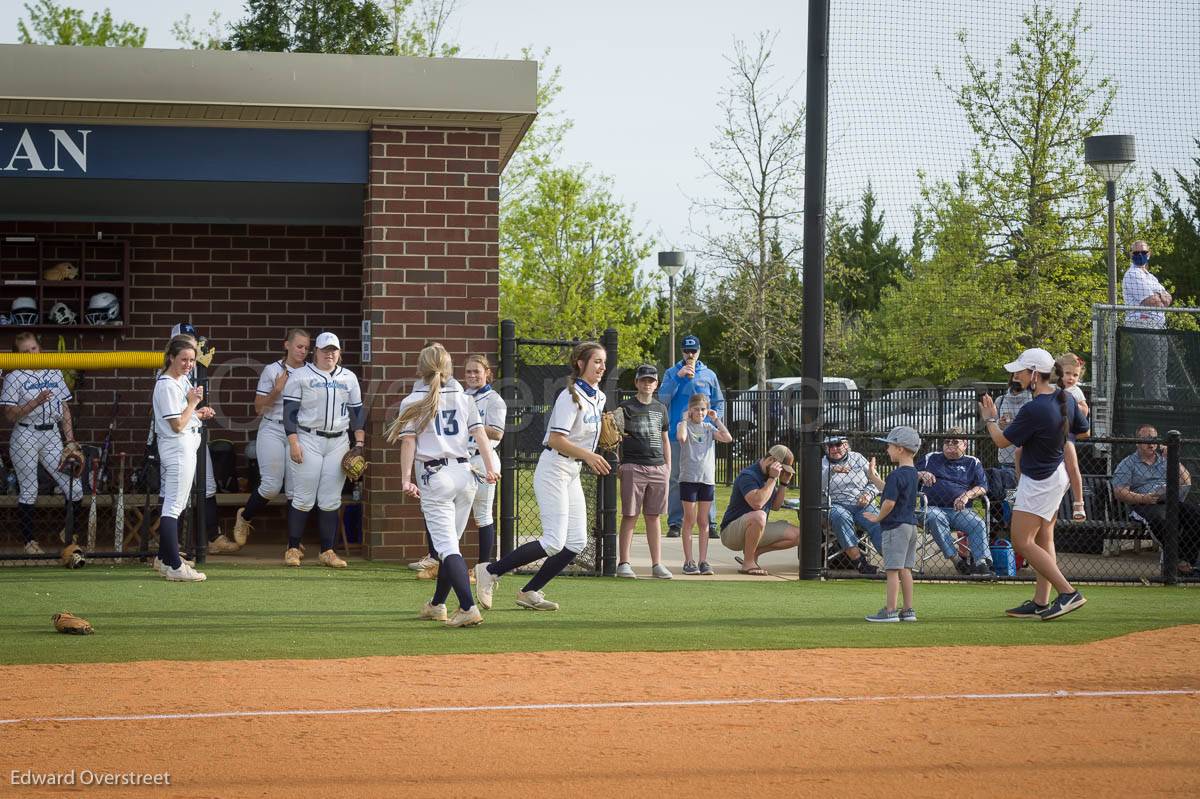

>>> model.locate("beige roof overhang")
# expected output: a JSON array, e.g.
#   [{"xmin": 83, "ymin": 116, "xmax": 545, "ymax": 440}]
[{"xmin": 0, "ymin": 44, "xmax": 537, "ymax": 168}]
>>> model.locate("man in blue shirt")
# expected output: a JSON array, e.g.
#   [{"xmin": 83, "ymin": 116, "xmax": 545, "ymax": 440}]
[
  {"xmin": 917, "ymin": 428, "xmax": 993, "ymax": 575},
  {"xmin": 660, "ymin": 335, "xmax": 725, "ymax": 537},
  {"xmin": 719, "ymin": 444, "xmax": 799, "ymax": 576},
  {"xmin": 1112, "ymin": 424, "xmax": 1198, "ymax": 575}
]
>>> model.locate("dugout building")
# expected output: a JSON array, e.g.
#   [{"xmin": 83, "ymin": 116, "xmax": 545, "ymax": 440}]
[{"xmin": 0, "ymin": 44, "xmax": 536, "ymax": 561}]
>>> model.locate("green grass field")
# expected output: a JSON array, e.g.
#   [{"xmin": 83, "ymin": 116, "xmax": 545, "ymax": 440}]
[{"xmin": 1, "ymin": 562, "xmax": 1197, "ymax": 666}]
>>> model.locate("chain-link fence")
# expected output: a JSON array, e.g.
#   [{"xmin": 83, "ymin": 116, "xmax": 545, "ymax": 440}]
[
  {"xmin": 498, "ymin": 324, "xmax": 618, "ymax": 576},
  {"xmin": 813, "ymin": 429, "xmax": 1197, "ymax": 584}
]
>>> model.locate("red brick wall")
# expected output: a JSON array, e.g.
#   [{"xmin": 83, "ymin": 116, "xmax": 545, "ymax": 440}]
[
  {"xmin": 361, "ymin": 124, "xmax": 500, "ymax": 562},
  {"xmin": 0, "ymin": 221, "xmax": 362, "ymax": 537}
]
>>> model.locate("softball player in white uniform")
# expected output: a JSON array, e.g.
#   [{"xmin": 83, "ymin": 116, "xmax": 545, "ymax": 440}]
[
  {"xmin": 233, "ymin": 328, "xmax": 311, "ymax": 548},
  {"xmin": 1, "ymin": 332, "xmax": 84, "ymax": 554},
  {"xmin": 281, "ymin": 332, "xmax": 363, "ymax": 569},
  {"xmin": 389, "ymin": 344, "xmax": 500, "ymax": 627},
  {"xmin": 475, "ymin": 341, "xmax": 610, "ymax": 612},
  {"xmin": 464, "ymin": 355, "xmax": 506, "ymax": 565},
  {"xmin": 162, "ymin": 323, "xmax": 227, "ymax": 553},
  {"xmin": 152, "ymin": 336, "xmax": 211, "ymax": 582}
]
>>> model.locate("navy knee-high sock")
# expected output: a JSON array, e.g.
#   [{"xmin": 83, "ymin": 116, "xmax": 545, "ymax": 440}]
[
  {"xmin": 425, "ymin": 523, "xmax": 436, "ymax": 558},
  {"xmin": 477, "ymin": 523, "xmax": 496, "ymax": 564},
  {"xmin": 18, "ymin": 502, "xmax": 34, "ymax": 543},
  {"xmin": 287, "ymin": 505, "xmax": 310, "ymax": 549},
  {"xmin": 487, "ymin": 540, "xmax": 547, "ymax": 577},
  {"xmin": 159, "ymin": 516, "xmax": 182, "ymax": 568},
  {"xmin": 241, "ymin": 490, "xmax": 270, "ymax": 521},
  {"xmin": 317, "ymin": 509, "xmax": 338, "ymax": 552},
  {"xmin": 441, "ymin": 554, "xmax": 475, "ymax": 611},
  {"xmin": 431, "ymin": 553, "xmax": 451, "ymax": 606},
  {"xmin": 205, "ymin": 495, "xmax": 220, "ymax": 541},
  {"xmin": 522, "ymin": 547, "xmax": 579, "ymax": 593}
]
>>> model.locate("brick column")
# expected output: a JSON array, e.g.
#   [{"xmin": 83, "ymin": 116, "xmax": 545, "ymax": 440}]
[{"xmin": 361, "ymin": 124, "xmax": 500, "ymax": 561}]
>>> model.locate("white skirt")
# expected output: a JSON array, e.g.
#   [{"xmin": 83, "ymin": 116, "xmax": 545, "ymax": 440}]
[{"xmin": 1013, "ymin": 463, "xmax": 1069, "ymax": 521}]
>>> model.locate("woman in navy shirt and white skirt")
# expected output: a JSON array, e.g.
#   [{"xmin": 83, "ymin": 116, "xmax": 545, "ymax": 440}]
[{"xmin": 980, "ymin": 348, "xmax": 1089, "ymax": 620}]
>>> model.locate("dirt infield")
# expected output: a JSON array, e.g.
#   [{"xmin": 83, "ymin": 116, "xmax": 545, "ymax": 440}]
[{"xmin": 2, "ymin": 625, "xmax": 1196, "ymax": 798}]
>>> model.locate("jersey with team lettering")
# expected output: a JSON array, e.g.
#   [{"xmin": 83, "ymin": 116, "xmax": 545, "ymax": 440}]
[
  {"xmin": 256, "ymin": 360, "xmax": 303, "ymax": 423},
  {"xmin": 0, "ymin": 369, "xmax": 71, "ymax": 426},
  {"xmin": 543, "ymin": 381, "xmax": 605, "ymax": 452},
  {"xmin": 282, "ymin": 364, "xmax": 363, "ymax": 434},
  {"xmin": 397, "ymin": 377, "xmax": 483, "ymax": 462},
  {"xmin": 153, "ymin": 374, "xmax": 200, "ymax": 440},
  {"xmin": 466, "ymin": 384, "xmax": 506, "ymax": 457}
]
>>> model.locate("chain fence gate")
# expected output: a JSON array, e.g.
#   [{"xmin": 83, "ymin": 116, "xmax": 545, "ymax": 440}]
[{"xmin": 498, "ymin": 321, "xmax": 618, "ymax": 577}]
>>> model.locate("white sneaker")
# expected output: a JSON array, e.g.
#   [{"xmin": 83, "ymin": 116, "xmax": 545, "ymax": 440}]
[
  {"xmin": 409, "ymin": 555, "xmax": 438, "ymax": 571},
  {"xmin": 165, "ymin": 562, "xmax": 207, "ymax": 582},
  {"xmin": 446, "ymin": 605, "xmax": 483, "ymax": 627},
  {"xmin": 24, "ymin": 540, "xmax": 44, "ymax": 555},
  {"xmin": 651, "ymin": 563, "xmax": 673, "ymax": 579},
  {"xmin": 419, "ymin": 602, "xmax": 448, "ymax": 622},
  {"xmin": 474, "ymin": 562, "xmax": 498, "ymax": 610},
  {"xmin": 615, "ymin": 562, "xmax": 637, "ymax": 578},
  {"xmin": 515, "ymin": 590, "xmax": 559, "ymax": 611},
  {"xmin": 153, "ymin": 556, "xmax": 195, "ymax": 576}
]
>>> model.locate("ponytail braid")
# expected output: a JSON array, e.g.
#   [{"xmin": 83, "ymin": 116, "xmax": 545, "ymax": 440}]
[{"xmin": 1052, "ymin": 363, "xmax": 1069, "ymax": 446}]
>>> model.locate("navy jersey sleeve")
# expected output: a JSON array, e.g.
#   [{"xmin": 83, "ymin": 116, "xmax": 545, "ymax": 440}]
[
  {"xmin": 1069, "ymin": 395, "xmax": 1090, "ymax": 437},
  {"xmin": 1001, "ymin": 404, "xmax": 1036, "ymax": 448},
  {"xmin": 734, "ymin": 468, "xmax": 766, "ymax": 504}
]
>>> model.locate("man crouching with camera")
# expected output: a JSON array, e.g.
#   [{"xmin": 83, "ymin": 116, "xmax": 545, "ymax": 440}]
[{"xmin": 718, "ymin": 444, "xmax": 799, "ymax": 576}]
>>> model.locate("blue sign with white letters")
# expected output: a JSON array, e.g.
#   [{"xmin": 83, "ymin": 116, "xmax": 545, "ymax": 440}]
[{"xmin": 0, "ymin": 123, "xmax": 367, "ymax": 183}]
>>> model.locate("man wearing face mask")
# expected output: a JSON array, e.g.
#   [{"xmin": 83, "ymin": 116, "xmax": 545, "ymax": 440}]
[{"xmin": 1121, "ymin": 240, "xmax": 1172, "ymax": 402}]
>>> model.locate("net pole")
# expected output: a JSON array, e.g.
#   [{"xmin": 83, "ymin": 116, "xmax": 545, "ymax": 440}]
[{"xmin": 799, "ymin": 0, "xmax": 830, "ymax": 580}]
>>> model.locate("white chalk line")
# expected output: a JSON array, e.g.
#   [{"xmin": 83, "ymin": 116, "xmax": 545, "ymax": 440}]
[{"xmin": 1, "ymin": 688, "xmax": 1196, "ymax": 727}]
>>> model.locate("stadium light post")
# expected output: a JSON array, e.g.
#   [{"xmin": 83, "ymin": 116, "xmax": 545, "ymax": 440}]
[
  {"xmin": 1084, "ymin": 135, "xmax": 1136, "ymax": 305},
  {"xmin": 658, "ymin": 251, "xmax": 686, "ymax": 358}
]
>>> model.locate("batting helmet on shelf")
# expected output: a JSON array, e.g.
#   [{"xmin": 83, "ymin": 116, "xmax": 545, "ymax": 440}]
[
  {"xmin": 0, "ymin": 313, "xmax": 10, "ymax": 326},
  {"xmin": 85, "ymin": 292, "xmax": 121, "ymax": 325},
  {"xmin": 48, "ymin": 302, "xmax": 78, "ymax": 326},
  {"xmin": 11, "ymin": 296, "xmax": 38, "ymax": 325}
]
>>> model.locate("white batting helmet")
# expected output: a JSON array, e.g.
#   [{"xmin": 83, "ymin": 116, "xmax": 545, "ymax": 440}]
[
  {"xmin": 85, "ymin": 292, "xmax": 121, "ymax": 325},
  {"xmin": 48, "ymin": 302, "xmax": 78, "ymax": 326},
  {"xmin": 11, "ymin": 296, "xmax": 38, "ymax": 325}
]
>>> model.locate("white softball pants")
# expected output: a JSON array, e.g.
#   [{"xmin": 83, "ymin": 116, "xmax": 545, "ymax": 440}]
[
  {"xmin": 533, "ymin": 449, "xmax": 587, "ymax": 556},
  {"xmin": 255, "ymin": 420, "xmax": 290, "ymax": 499},
  {"xmin": 286, "ymin": 431, "xmax": 348, "ymax": 512},
  {"xmin": 469, "ymin": 452, "xmax": 497, "ymax": 527},
  {"xmin": 159, "ymin": 430, "xmax": 201, "ymax": 519},
  {"xmin": 420, "ymin": 460, "xmax": 478, "ymax": 559},
  {"xmin": 10, "ymin": 426, "xmax": 83, "ymax": 504}
]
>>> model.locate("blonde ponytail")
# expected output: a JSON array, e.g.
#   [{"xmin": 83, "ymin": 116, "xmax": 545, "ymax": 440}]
[{"xmin": 385, "ymin": 343, "xmax": 455, "ymax": 443}]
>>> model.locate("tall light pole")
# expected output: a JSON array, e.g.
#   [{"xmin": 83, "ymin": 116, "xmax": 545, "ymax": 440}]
[
  {"xmin": 1084, "ymin": 134, "xmax": 1136, "ymax": 305},
  {"xmin": 658, "ymin": 251, "xmax": 685, "ymax": 358}
]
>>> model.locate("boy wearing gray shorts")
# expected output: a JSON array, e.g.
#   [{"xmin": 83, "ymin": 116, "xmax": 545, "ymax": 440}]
[{"xmin": 862, "ymin": 427, "xmax": 921, "ymax": 623}]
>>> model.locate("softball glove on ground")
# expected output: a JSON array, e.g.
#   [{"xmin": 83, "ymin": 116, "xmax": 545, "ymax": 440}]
[{"xmin": 53, "ymin": 612, "xmax": 93, "ymax": 635}]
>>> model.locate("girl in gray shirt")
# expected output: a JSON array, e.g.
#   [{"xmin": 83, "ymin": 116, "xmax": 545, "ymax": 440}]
[{"xmin": 675, "ymin": 394, "xmax": 733, "ymax": 574}]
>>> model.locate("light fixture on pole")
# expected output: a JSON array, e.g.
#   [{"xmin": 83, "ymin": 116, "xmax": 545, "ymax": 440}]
[
  {"xmin": 1084, "ymin": 134, "xmax": 1136, "ymax": 305},
  {"xmin": 658, "ymin": 251, "xmax": 686, "ymax": 359}
]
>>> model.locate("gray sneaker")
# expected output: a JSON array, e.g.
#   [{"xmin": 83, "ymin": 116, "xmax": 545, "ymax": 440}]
[
  {"xmin": 681, "ymin": 561, "xmax": 699, "ymax": 575},
  {"xmin": 651, "ymin": 563, "xmax": 673, "ymax": 579},
  {"xmin": 899, "ymin": 608, "xmax": 917, "ymax": 622},
  {"xmin": 615, "ymin": 562, "xmax": 637, "ymax": 579},
  {"xmin": 865, "ymin": 607, "xmax": 900, "ymax": 623},
  {"xmin": 698, "ymin": 561, "xmax": 714, "ymax": 575}
]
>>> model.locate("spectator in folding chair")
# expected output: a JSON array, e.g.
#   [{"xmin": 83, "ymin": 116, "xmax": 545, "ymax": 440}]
[
  {"xmin": 1111, "ymin": 424, "xmax": 1199, "ymax": 576},
  {"xmin": 917, "ymin": 428, "xmax": 993, "ymax": 576},
  {"xmin": 821, "ymin": 435, "xmax": 881, "ymax": 574}
]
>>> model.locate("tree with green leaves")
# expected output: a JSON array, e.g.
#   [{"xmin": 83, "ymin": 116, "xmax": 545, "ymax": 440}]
[
  {"xmin": 1150, "ymin": 138, "xmax": 1200, "ymax": 307},
  {"xmin": 499, "ymin": 167, "xmax": 659, "ymax": 368},
  {"xmin": 222, "ymin": 0, "xmax": 457, "ymax": 55},
  {"xmin": 17, "ymin": 0, "xmax": 146, "ymax": 47},
  {"xmin": 690, "ymin": 32, "xmax": 805, "ymax": 388},
  {"xmin": 826, "ymin": 183, "xmax": 906, "ymax": 317}
]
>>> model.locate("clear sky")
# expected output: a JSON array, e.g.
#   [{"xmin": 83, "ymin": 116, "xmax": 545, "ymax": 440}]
[{"xmin": 5, "ymin": 1, "xmax": 1198, "ymax": 279}]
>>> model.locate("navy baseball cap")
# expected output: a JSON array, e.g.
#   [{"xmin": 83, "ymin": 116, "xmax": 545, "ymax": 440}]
[
  {"xmin": 681, "ymin": 335, "xmax": 700, "ymax": 351},
  {"xmin": 171, "ymin": 322, "xmax": 197, "ymax": 338},
  {"xmin": 634, "ymin": 364, "xmax": 658, "ymax": 380}
]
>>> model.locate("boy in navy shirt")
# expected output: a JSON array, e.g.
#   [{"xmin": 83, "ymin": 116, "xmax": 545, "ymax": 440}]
[{"xmin": 863, "ymin": 427, "xmax": 921, "ymax": 622}]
